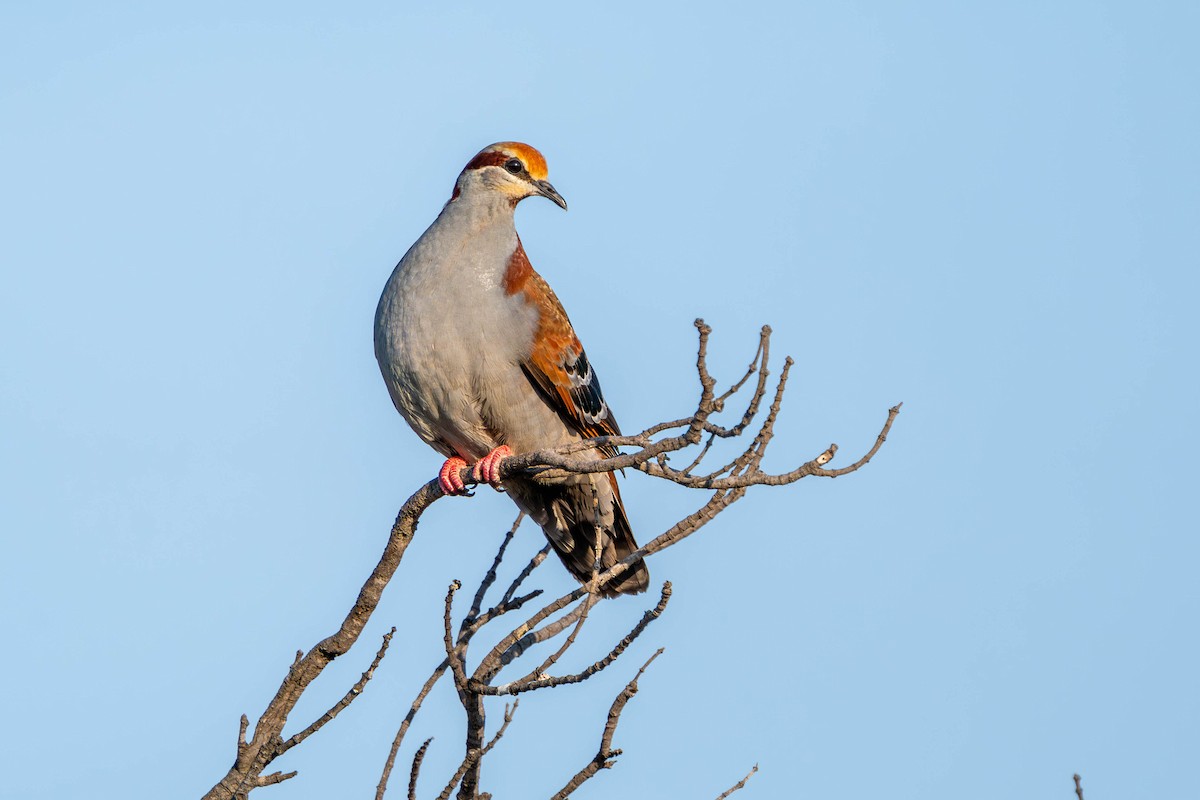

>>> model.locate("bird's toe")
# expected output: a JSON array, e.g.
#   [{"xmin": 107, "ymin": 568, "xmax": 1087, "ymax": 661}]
[
  {"xmin": 472, "ymin": 445, "xmax": 513, "ymax": 489},
  {"xmin": 438, "ymin": 457, "xmax": 470, "ymax": 495}
]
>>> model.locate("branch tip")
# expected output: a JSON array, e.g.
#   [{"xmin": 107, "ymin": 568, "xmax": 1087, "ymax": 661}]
[
  {"xmin": 257, "ymin": 770, "xmax": 298, "ymax": 787},
  {"xmin": 715, "ymin": 763, "xmax": 760, "ymax": 799}
]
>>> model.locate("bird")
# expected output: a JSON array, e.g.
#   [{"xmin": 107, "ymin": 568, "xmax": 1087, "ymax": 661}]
[{"xmin": 374, "ymin": 142, "xmax": 649, "ymax": 597}]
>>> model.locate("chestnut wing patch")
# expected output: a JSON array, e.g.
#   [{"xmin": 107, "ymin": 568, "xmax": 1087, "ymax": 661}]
[{"xmin": 520, "ymin": 273, "xmax": 621, "ymax": 454}]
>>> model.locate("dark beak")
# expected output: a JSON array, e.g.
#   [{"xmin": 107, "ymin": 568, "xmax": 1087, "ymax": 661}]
[{"xmin": 533, "ymin": 179, "xmax": 568, "ymax": 210}]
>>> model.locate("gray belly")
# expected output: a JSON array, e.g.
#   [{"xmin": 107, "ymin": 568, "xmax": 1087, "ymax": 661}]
[{"xmin": 374, "ymin": 259, "xmax": 553, "ymax": 460}]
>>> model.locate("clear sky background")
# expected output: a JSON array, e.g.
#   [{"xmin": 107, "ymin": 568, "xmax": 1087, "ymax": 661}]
[{"xmin": 2, "ymin": 2, "xmax": 1197, "ymax": 798}]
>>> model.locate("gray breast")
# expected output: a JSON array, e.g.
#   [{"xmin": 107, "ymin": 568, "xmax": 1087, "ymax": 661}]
[{"xmin": 374, "ymin": 209, "xmax": 540, "ymax": 458}]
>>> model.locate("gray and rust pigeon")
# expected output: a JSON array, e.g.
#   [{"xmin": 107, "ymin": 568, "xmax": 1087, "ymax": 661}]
[{"xmin": 374, "ymin": 142, "xmax": 649, "ymax": 596}]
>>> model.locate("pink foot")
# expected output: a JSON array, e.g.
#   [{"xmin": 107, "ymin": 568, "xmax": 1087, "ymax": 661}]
[
  {"xmin": 472, "ymin": 445, "xmax": 513, "ymax": 489},
  {"xmin": 438, "ymin": 457, "xmax": 469, "ymax": 495}
]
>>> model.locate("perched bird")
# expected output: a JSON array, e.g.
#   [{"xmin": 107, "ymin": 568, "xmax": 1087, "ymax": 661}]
[{"xmin": 374, "ymin": 142, "xmax": 649, "ymax": 597}]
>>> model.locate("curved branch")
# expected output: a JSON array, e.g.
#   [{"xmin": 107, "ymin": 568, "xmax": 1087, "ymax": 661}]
[
  {"xmin": 715, "ymin": 764, "xmax": 759, "ymax": 799},
  {"xmin": 204, "ymin": 320, "xmax": 900, "ymax": 799},
  {"xmin": 472, "ymin": 582, "xmax": 671, "ymax": 696},
  {"xmin": 280, "ymin": 627, "xmax": 395, "ymax": 754},
  {"xmin": 203, "ymin": 482, "xmax": 440, "ymax": 800},
  {"xmin": 549, "ymin": 649, "xmax": 664, "ymax": 799},
  {"xmin": 408, "ymin": 738, "xmax": 432, "ymax": 800}
]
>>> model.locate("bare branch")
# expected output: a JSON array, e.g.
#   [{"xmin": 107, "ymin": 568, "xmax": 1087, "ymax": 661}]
[
  {"xmin": 465, "ymin": 516, "xmax": 523, "ymax": 627},
  {"xmin": 636, "ymin": 407, "xmax": 898, "ymax": 487},
  {"xmin": 444, "ymin": 577, "xmax": 486, "ymax": 800},
  {"xmin": 716, "ymin": 325, "xmax": 769, "ymax": 410},
  {"xmin": 255, "ymin": 771, "xmax": 296, "ymax": 787},
  {"xmin": 280, "ymin": 627, "xmax": 395, "ymax": 753},
  {"xmin": 434, "ymin": 700, "xmax": 516, "ymax": 800},
  {"xmin": 483, "ymin": 701, "xmax": 518, "ymax": 756},
  {"xmin": 715, "ymin": 764, "xmax": 759, "ymax": 799},
  {"xmin": 378, "ymin": 664, "xmax": 447, "ymax": 800},
  {"xmin": 204, "ymin": 320, "xmax": 899, "ymax": 799},
  {"xmin": 682, "ymin": 352, "xmax": 791, "ymax": 482},
  {"xmin": 500, "ymin": 544, "xmax": 551, "ymax": 606},
  {"xmin": 381, "ymin": 532, "xmax": 552, "ymax": 797},
  {"xmin": 1074, "ymin": 773, "xmax": 1085, "ymax": 800},
  {"xmin": 495, "ymin": 596, "xmax": 591, "ymax": 671},
  {"xmin": 474, "ymin": 583, "xmax": 671, "ymax": 696},
  {"xmin": 474, "ymin": 587, "xmax": 593, "ymax": 684},
  {"xmin": 236, "ymin": 714, "xmax": 248, "ymax": 760},
  {"xmin": 407, "ymin": 738, "xmax": 432, "ymax": 800},
  {"xmin": 809, "ymin": 403, "xmax": 903, "ymax": 478},
  {"xmin": 488, "ymin": 323, "xmax": 898, "ymax": 498},
  {"xmin": 679, "ymin": 431, "xmax": 718, "ymax": 476},
  {"xmin": 435, "ymin": 750, "xmax": 480, "ymax": 800},
  {"xmin": 549, "ymin": 649, "xmax": 664, "ymax": 799},
  {"xmin": 475, "ymin": 487, "xmax": 745, "ymax": 677},
  {"xmin": 203, "ymin": 481, "xmax": 440, "ymax": 800},
  {"xmin": 466, "ymin": 588, "xmax": 546, "ymax": 638},
  {"xmin": 443, "ymin": 580, "xmax": 468, "ymax": 691},
  {"xmin": 509, "ymin": 593, "xmax": 596, "ymax": 686}
]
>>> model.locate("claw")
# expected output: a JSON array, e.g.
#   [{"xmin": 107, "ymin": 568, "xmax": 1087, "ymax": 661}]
[
  {"xmin": 472, "ymin": 445, "xmax": 513, "ymax": 489},
  {"xmin": 438, "ymin": 457, "xmax": 470, "ymax": 495}
]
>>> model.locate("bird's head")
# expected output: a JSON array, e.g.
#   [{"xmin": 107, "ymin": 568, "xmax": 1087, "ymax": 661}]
[{"xmin": 452, "ymin": 142, "xmax": 567, "ymax": 210}]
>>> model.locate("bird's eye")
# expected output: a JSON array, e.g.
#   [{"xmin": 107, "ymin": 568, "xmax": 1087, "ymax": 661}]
[{"xmin": 504, "ymin": 158, "xmax": 524, "ymax": 175}]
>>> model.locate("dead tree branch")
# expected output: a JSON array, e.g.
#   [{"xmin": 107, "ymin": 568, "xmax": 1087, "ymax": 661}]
[
  {"xmin": 375, "ymin": 533, "xmax": 549, "ymax": 800},
  {"xmin": 715, "ymin": 764, "xmax": 759, "ymax": 799},
  {"xmin": 408, "ymin": 738, "xmax": 432, "ymax": 800},
  {"xmin": 470, "ymin": 583, "xmax": 671, "ymax": 696},
  {"xmin": 202, "ymin": 321, "xmax": 899, "ymax": 799},
  {"xmin": 204, "ymin": 483, "xmax": 439, "ymax": 800},
  {"xmin": 549, "ymin": 649, "xmax": 664, "ymax": 799},
  {"xmin": 280, "ymin": 627, "xmax": 395, "ymax": 754}
]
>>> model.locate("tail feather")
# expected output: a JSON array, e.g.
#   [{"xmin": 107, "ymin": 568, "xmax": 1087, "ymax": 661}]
[{"xmin": 507, "ymin": 472, "xmax": 649, "ymax": 597}]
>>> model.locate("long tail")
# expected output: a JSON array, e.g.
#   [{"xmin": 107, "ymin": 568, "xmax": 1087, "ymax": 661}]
[{"xmin": 507, "ymin": 472, "xmax": 649, "ymax": 597}]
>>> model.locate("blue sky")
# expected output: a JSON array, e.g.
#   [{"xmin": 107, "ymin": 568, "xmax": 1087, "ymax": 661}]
[{"xmin": 2, "ymin": 2, "xmax": 1197, "ymax": 798}]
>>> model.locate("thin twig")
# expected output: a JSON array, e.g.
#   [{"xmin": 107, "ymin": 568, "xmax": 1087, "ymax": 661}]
[
  {"xmin": 549, "ymin": 649, "xmax": 664, "ymax": 799},
  {"xmin": 255, "ymin": 771, "xmax": 296, "ymax": 787},
  {"xmin": 482, "ymin": 701, "xmax": 518, "ymax": 756},
  {"xmin": 474, "ymin": 586, "xmax": 594, "ymax": 684},
  {"xmin": 280, "ymin": 627, "xmax": 396, "ymax": 753},
  {"xmin": 408, "ymin": 738, "xmax": 432, "ymax": 800},
  {"xmin": 715, "ymin": 764, "xmax": 759, "ymax": 798},
  {"xmin": 377, "ymin": 583, "xmax": 542, "ymax": 800},
  {"xmin": 500, "ymin": 544, "xmax": 551, "ymax": 606},
  {"xmin": 443, "ymin": 581, "xmax": 467, "ymax": 691},
  {"xmin": 496, "ymin": 596, "xmax": 591, "ymax": 670},
  {"xmin": 377, "ymin": 662, "xmax": 447, "ymax": 800},
  {"xmin": 204, "ymin": 481, "xmax": 440, "ymax": 800},
  {"xmin": 465, "ymin": 516, "xmax": 522, "ymax": 627},
  {"xmin": 467, "ymin": 589, "xmax": 545, "ymax": 638},
  {"xmin": 435, "ymin": 749, "xmax": 481, "ymax": 800},
  {"xmin": 474, "ymin": 583, "xmax": 671, "ymax": 696},
  {"xmin": 434, "ymin": 701, "xmax": 517, "ymax": 800},
  {"xmin": 510, "ymin": 593, "xmax": 596, "ymax": 686}
]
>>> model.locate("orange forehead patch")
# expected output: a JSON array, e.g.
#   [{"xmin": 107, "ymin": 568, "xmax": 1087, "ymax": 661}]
[{"xmin": 485, "ymin": 141, "xmax": 549, "ymax": 180}]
